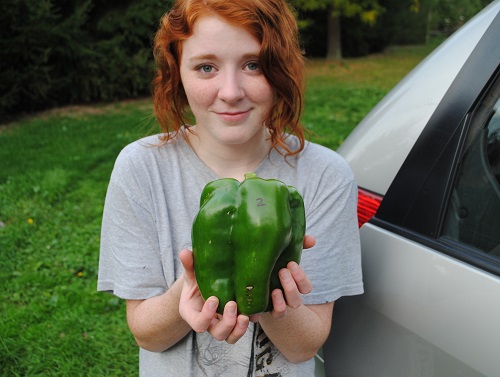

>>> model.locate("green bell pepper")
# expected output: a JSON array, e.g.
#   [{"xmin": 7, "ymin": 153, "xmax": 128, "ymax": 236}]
[{"xmin": 192, "ymin": 172, "xmax": 306, "ymax": 315}]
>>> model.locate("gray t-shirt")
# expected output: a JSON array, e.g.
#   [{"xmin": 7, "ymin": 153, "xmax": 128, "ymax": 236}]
[{"xmin": 98, "ymin": 131, "xmax": 363, "ymax": 377}]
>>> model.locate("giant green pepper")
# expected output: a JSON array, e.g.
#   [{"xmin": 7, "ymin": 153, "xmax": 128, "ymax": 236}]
[{"xmin": 192, "ymin": 172, "xmax": 306, "ymax": 315}]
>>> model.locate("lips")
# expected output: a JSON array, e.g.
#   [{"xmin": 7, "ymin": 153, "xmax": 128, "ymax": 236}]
[{"xmin": 215, "ymin": 110, "xmax": 251, "ymax": 123}]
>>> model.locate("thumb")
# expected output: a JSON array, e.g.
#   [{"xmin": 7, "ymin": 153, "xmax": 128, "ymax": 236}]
[
  {"xmin": 303, "ymin": 235, "xmax": 316, "ymax": 249},
  {"xmin": 179, "ymin": 249, "xmax": 196, "ymax": 283}
]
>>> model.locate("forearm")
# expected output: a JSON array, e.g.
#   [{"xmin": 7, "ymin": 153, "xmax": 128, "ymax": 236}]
[
  {"xmin": 126, "ymin": 277, "xmax": 191, "ymax": 352},
  {"xmin": 258, "ymin": 302, "xmax": 334, "ymax": 363}
]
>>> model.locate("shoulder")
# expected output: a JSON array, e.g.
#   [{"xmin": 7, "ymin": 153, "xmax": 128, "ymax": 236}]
[
  {"xmin": 269, "ymin": 135, "xmax": 355, "ymax": 190},
  {"xmin": 297, "ymin": 139, "xmax": 355, "ymax": 188},
  {"xmin": 301, "ymin": 140, "xmax": 351, "ymax": 167},
  {"xmin": 113, "ymin": 133, "xmax": 182, "ymax": 171},
  {"xmin": 284, "ymin": 135, "xmax": 352, "ymax": 172},
  {"xmin": 269, "ymin": 136, "xmax": 356, "ymax": 206},
  {"xmin": 117, "ymin": 134, "xmax": 171, "ymax": 163},
  {"xmin": 109, "ymin": 133, "xmax": 185, "ymax": 191}
]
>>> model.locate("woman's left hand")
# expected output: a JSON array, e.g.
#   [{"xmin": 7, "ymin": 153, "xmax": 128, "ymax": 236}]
[
  {"xmin": 250, "ymin": 235, "xmax": 315, "ymax": 322},
  {"xmin": 249, "ymin": 261, "xmax": 312, "ymax": 322}
]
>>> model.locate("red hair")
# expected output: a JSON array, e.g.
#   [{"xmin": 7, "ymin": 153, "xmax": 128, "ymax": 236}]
[{"xmin": 152, "ymin": 0, "xmax": 306, "ymax": 156}]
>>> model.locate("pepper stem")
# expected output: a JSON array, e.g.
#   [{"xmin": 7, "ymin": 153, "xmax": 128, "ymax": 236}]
[{"xmin": 244, "ymin": 172, "xmax": 257, "ymax": 180}]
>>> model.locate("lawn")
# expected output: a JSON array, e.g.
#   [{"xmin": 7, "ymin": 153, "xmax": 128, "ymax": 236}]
[{"xmin": 0, "ymin": 43, "xmax": 437, "ymax": 376}]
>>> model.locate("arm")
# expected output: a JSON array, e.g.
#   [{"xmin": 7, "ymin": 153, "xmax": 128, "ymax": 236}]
[
  {"xmin": 260, "ymin": 303, "xmax": 334, "ymax": 362},
  {"xmin": 126, "ymin": 277, "xmax": 190, "ymax": 352},
  {"xmin": 254, "ymin": 236, "xmax": 333, "ymax": 363},
  {"xmin": 259, "ymin": 293, "xmax": 334, "ymax": 363},
  {"xmin": 126, "ymin": 249, "xmax": 251, "ymax": 352}
]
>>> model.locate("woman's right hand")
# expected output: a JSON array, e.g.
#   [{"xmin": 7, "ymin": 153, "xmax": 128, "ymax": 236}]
[{"xmin": 178, "ymin": 249, "xmax": 250, "ymax": 344}]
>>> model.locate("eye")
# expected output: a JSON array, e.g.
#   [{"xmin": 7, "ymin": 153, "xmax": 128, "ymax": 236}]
[
  {"xmin": 246, "ymin": 62, "xmax": 259, "ymax": 71},
  {"xmin": 198, "ymin": 64, "xmax": 215, "ymax": 73}
]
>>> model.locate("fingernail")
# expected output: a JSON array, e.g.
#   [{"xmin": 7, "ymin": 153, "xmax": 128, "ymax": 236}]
[
  {"xmin": 228, "ymin": 303, "xmax": 237, "ymax": 315},
  {"xmin": 279, "ymin": 269, "xmax": 291, "ymax": 281},
  {"xmin": 208, "ymin": 298, "xmax": 218, "ymax": 311},
  {"xmin": 289, "ymin": 262, "xmax": 299, "ymax": 272},
  {"xmin": 273, "ymin": 290, "xmax": 284, "ymax": 304}
]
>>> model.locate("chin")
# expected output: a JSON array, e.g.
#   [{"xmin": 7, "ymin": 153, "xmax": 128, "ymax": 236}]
[{"xmin": 217, "ymin": 126, "xmax": 264, "ymax": 145}]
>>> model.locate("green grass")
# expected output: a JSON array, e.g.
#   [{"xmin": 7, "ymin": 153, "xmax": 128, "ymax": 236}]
[{"xmin": 0, "ymin": 43, "xmax": 437, "ymax": 376}]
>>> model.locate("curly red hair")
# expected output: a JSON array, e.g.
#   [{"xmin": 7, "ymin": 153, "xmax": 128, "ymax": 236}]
[{"xmin": 152, "ymin": 0, "xmax": 306, "ymax": 156}]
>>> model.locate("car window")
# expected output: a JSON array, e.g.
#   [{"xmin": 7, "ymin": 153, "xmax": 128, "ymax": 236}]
[{"xmin": 443, "ymin": 91, "xmax": 500, "ymax": 256}]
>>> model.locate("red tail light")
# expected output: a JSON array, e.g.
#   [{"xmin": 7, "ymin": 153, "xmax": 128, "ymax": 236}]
[{"xmin": 357, "ymin": 188, "xmax": 382, "ymax": 228}]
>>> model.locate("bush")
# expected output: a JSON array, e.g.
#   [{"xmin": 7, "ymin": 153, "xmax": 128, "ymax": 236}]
[{"xmin": 0, "ymin": 0, "xmax": 170, "ymax": 122}]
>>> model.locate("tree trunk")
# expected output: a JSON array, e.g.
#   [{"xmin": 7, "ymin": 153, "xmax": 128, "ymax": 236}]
[{"xmin": 326, "ymin": 5, "xmax": 342, "ymax": 60}]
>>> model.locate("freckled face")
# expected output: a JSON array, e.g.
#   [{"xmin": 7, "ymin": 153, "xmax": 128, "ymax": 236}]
[{"xmin": 179, "ymin": 16, "xmax": 275, "ymax": 147}]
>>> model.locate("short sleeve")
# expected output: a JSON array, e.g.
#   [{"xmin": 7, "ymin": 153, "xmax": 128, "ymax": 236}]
[
  {"xmin": 97, "ymin": 154, "xmax": 167, "ymax": 300},
  {"xmin": 299, "ymin": 151, "xmax": 364, "ymax": 304}
]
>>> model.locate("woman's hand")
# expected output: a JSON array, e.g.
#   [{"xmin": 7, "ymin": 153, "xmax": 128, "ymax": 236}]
[
  {"xmin": 268, "ymin": 260, "xmax": 313, "ymax": 320},
  {"xmin": 178, "ymin": 249, "xmax": 250, "ymax": 343},
  {"xmin": 179, "ymin": 235, "xmax": 316, "ymax": 335},
  {"xmin": 250, "ymin": 235, "xmax": 316, "ymax": 322}
]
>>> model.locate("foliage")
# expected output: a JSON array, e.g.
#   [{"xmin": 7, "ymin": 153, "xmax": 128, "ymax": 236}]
[
  {"xmin": 298, "ymin": 0, "xmax": 421, "ymax": 57},
  {"xmin": 0, "ymin": 0, "xmax": 170, "ymax": 122},
  {"xmin": 426, "ymin": 0, "xmax": 492, "ymax": 36},
  {"xmin": 293, "ymin": 0, "xmax": 384, "ymax": 21},
  {"xmin": 1, "ymin": 0, "xmax": 481, "ymax": 120},
  {"xmin": 295, "ymin": 0, "xmax": 489, "ymax": 58}
]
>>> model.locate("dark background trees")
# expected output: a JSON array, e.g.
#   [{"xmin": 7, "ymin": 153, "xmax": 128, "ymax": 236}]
[
  {"xmin": 297, "ymin": 0, "xmax": 491, "ymax": 58},
  {"xmin": 0, "ymin": 0, "xmax": 492, "ymax": 121},
  {"xmin": 0, "ymin": 0, "xmax": 169, "ymax": 121}
]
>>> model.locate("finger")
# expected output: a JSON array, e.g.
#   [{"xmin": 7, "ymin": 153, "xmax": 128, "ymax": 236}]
[
  {"xmin": 279, "ymin": 268, "xmax": 303, "ymax": 309},
  {"xmin": 208, "ymin": 301, "xmax": 238, "ymax": 341},
  {"xmin": 189, "ymin": 296, "xmax": 219, "ymax": 333},
  {"xmin": 179, "ymin": 249, "xmax": 196, "ymax": 282},
  {"xmin": 303, "ymin": 235, "xmax": 316, "ymax": 249},
  {"xmin": 270, "ymin": 289, "xmax": 287, "ymax": 320},
  {"xmin": 226, "ymin": 315, "xmax": 250, "ymax": 344},
  {"xmin": 288, "ymin": 261, "xmax": 312, "ymax": 294}
]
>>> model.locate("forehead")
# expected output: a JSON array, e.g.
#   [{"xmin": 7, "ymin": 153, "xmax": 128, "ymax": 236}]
[{"xmin": 182, "ymin": 15, "xmax": 261, "ymax": 58}]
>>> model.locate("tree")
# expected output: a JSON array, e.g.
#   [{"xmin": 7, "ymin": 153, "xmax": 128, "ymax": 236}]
[
  {"xmin": 292, "ymin": 0, "xmax": 385, "ymax": 59},
  {"xmin": 0, "ymin": 0, "xmax": 170, "ymax": 121},
  {"xmin": 292, "ymin": 0, "xmax": 488, "ymax": 59}
]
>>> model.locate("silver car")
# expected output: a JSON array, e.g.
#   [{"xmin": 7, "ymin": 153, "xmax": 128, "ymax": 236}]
[{"xmin": 322, "ymin": 1, "xmax": 500, "ymax": 376}]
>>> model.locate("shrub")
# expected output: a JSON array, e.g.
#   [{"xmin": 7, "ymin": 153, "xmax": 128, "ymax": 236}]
[{"xmin": 0, "ymin": 0, "xmax": 170, "ymax": 122}]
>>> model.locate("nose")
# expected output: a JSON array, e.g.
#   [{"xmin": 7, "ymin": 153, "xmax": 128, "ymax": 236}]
[{"xmin": 218, "ymin": 70, "xmax": 244, "ymax": 103}]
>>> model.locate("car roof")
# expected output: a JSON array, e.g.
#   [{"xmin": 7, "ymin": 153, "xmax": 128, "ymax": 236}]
[{"xmin": 337, "ymin": 0, "xmax": 500, "ymax": 196}]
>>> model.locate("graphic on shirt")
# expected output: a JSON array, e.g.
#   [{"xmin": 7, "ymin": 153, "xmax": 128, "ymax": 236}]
[
  {"xmin": 194, "ymin": 334, "xmax": 231, "ymax": 376},
  {"xmin": 254, "ymin": 324, "xmax": 289, "ymax": 377},
  {"xmin": 193, "ymin": 332, "xmax": 253, "ymax": 376}
]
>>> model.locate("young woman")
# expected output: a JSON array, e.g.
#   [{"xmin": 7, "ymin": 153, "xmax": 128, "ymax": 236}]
[{"xmin": 98, "ymin": 0, "xmax": 363, "ymax": 375}]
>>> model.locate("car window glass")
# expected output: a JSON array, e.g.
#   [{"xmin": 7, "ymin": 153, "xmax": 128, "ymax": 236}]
[{"xmin": 443, "ymin": 94, "xmax": 500, "ymax": 256}]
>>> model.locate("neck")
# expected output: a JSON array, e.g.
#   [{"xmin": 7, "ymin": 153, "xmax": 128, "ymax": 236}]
[{"xmin": 186, "ymin": 127, "xmax": 271, "ymax": 181}]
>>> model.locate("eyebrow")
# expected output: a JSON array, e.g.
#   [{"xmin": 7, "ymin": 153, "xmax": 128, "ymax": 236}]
[
  {"xmin": 188, "ymin": 54, "xmax": 217, "ymax": 62},
  {"xmin": 188, "ymin": 53, "xmax": 259, "ymax": 62}
]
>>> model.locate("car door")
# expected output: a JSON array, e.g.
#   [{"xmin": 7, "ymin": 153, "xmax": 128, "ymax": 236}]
[{"xmin": 323, "ymin": 6, "xmax": 500, "ymax": 377}]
